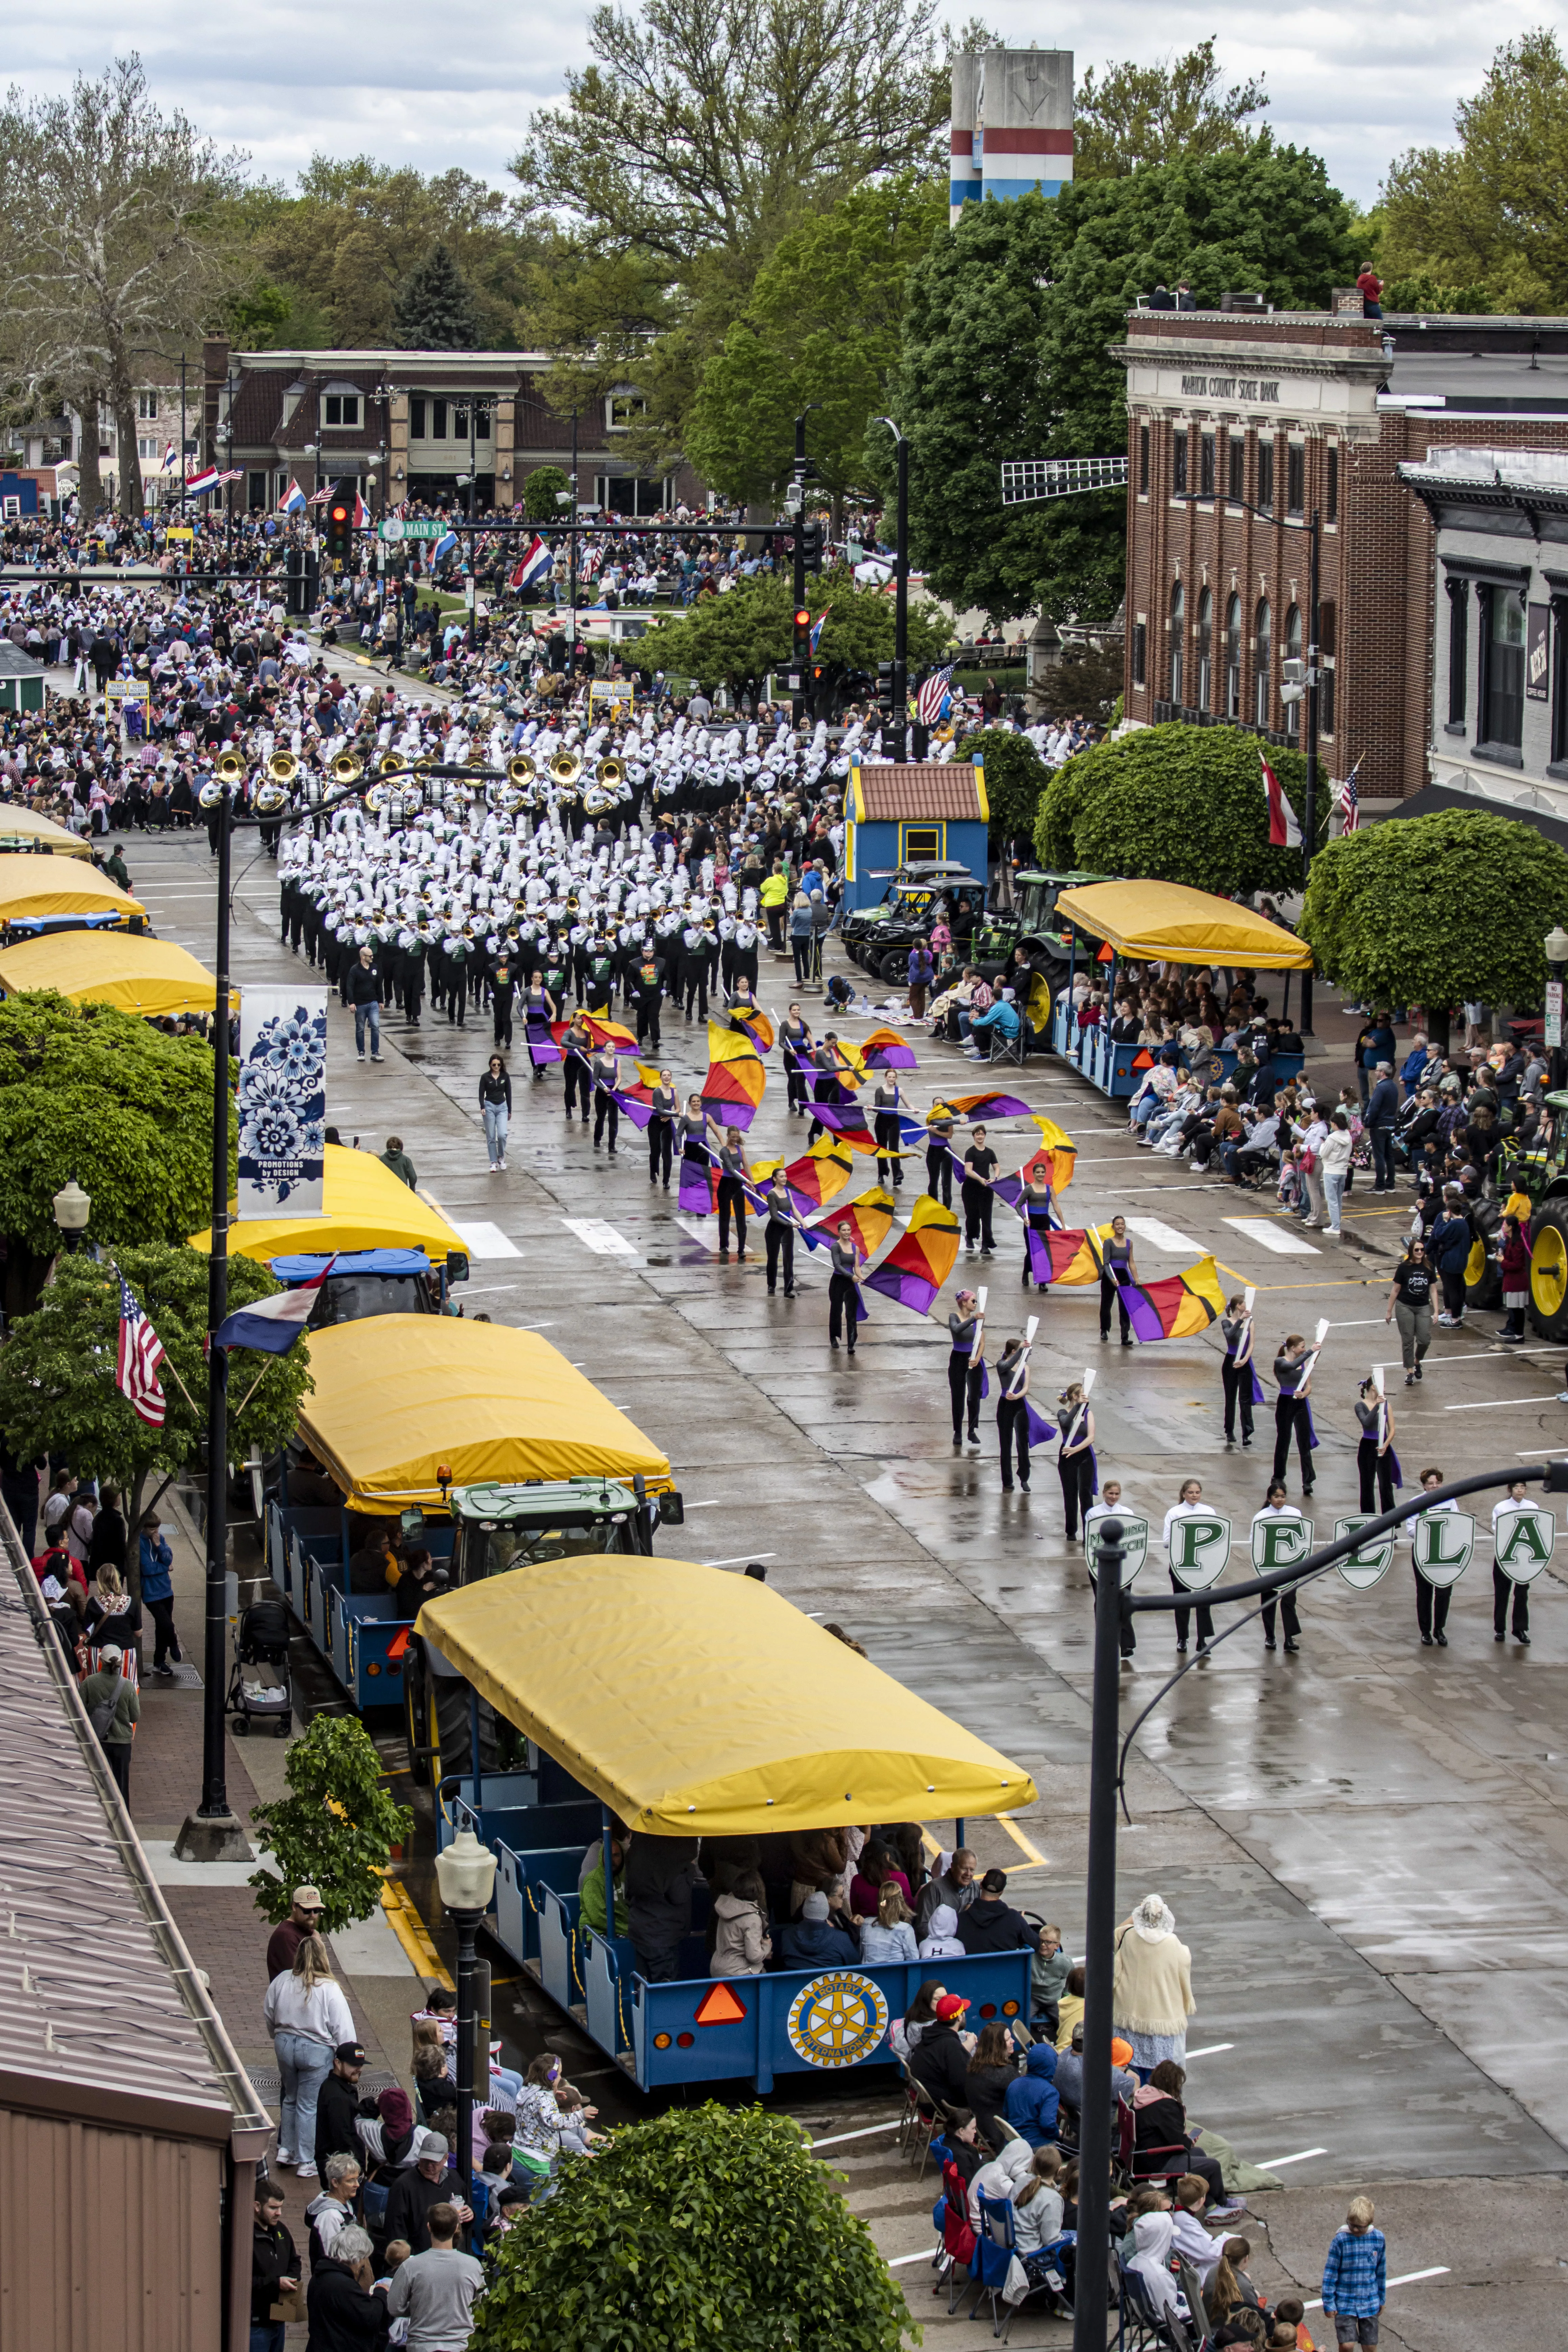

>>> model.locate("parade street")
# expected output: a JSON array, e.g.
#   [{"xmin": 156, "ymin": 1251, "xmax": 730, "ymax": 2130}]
[{"xmin": 123, "ymin": 826, "xmax": 1568, "ymax": 2329}]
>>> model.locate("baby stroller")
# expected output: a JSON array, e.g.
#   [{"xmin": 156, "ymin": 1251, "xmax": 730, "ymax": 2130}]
[{"xmin": 226, "ymin": 1597, "xmax": 293, "ymax": 1737}]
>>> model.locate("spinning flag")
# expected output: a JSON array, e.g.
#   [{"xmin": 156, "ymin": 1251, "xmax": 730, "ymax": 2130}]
[
  {"xmin": 864, "ymin": 1195, "xmax": 961, "ymax": 1317},
  {"xmin": 553, "ymin": 1012, "xmax": 638, "ymax": 1051},
  {"xmin": 525, "ymin": 1010, "xmax": 562, "ymax": 1067},
  {"xmin": 678, "ymin": 1140, "xmax": 719, "ymax": 1215},
  {"xmin": 861, "ymin": 1026, "xmax": 921, "ymax": 1071},
  {"xmin": 947, "ymin": 1091, "xmax": 1032, "ymax": 1122},
  {"xmin": 701, "ymin": 1026, "xmax": 766, "ymax": 1130},
  {"xmin": 1023, "ymin": 1114, "xmax": 1078, "ymax": 1196},
  {"xmin": 809, "ymin": 1186, "xmax": 897, "ymax": 1260},
  {"xmin": 805, "ymin": 1100, "xmax": 879, "ymax": 1154},
  {"xmin": 1107, "ymin": 1253, "xmax": 1227, "ymax": 1343},
  {"xmin": 780, "ymin": 1146, "xmax": 854, "ymax": 1216},
  {"xmin": 606, "ymin": 1083, "xmax": 654, "ymax": 1129},
  {"xmin": 725, "ymin": 1003, "xmax": 775, "ymax": 1053}
]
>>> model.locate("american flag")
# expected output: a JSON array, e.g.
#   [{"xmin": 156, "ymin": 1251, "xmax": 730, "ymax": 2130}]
[
  {"xmin": 1337, "ymin": 757, "xmax": 1362, "ymax": 833},
  {"xmin": 115, "ymin": 1270, "xmax": 168, "ymax": 1428},
  {"xmin": 916, "ymin": 663, "xmax": 956, "ymax": 727}
]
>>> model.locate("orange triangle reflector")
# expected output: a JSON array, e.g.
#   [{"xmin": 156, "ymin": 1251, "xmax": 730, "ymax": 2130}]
[{"xmin": 693, "ymin": 1981, "xmax": 749, "ymax": 2026}]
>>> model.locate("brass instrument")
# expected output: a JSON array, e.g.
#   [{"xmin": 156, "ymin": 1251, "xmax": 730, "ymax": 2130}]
[
  {"xmin": 215, "ymin": 750, "xmax": 246, "ymax": 784},
  {"xmin": 330, "ymin": 750, "xmax": 364, "ymax": 786},
  {"xmin": 253, "ymin": 780, "xmax": 291, "ymax": 816},
  {"xmin": 550, "ymin": 750, "xmax": 583, "ymax": 786},
  {"xmin": 266, "ymin": 750, "xmax": 300, "ymax": 785},
  {"xmin": 377, "ymin": 751, "xmax": 408, "ymax": 777},
  {"xmin": 598, "ymin": 755, "xmax": 624, "ymax": 788},
  {"xmin": 508, "ymin": 753, "xmax": 537, "ymax": 787}
]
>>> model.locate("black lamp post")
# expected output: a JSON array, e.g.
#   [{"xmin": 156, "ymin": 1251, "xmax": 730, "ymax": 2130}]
[
  {"xmin": 51, "ymin": 1178, "xmax": 91, "ymax": 1254},
  {"xmin": 435, "ymin": 1827, "xmax": 498, "ymax": 2212},
  {"xmin": 1545, "ymin": 924, "xmax": 1568, "ymax": 1090},
  {"xmin": 872, "ymin": 417, "xmax": 909, "ymax": 759}
]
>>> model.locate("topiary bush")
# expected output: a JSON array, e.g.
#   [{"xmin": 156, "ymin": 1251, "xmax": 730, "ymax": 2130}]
[
  {"xmin": 1034, "ymin": 722, "xmax": 1318, "ymax": 894},
  {"xmin": 956, "ymin": 726, "xmax": 1051, "ymax": 848},
  {"xmin": 470, "ymin": 2103, "xmax": 911, "ymax": 2352}
]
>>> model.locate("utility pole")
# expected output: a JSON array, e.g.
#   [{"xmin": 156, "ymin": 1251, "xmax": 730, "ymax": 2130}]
[
  {"xmin": 569, "ymin": 407, "xmax": 579, "ymax": 679},
  {"xmin": 179, "ymin": 351, "xmax": 187, "ymax": 524},
  {"xmin": 873, "ymin": 419, "xmax": 910, "ymax": 760},
  {"xmin": 1302, "ymin": 509, "xmax": 1320, "ymax": 1037}
]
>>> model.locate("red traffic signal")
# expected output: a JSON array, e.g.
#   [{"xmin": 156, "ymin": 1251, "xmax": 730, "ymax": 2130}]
[
  {"xmin": 330, "ymin": 504, "xmax": 348, "ymax": 523},
  {"xmin": 793, "ymin": 608, "xmax": 810, "ymax": 630}
]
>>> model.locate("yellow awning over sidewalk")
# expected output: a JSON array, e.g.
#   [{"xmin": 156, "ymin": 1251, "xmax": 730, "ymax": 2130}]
[
  {"xmin": 0, "ymin": 931, "xmax": 226, "ymax": 1018},
  {"xmin": 417, "ymin": 1558, "xmax": 1037, "ymax": 1836},
  {"xmin": 1053, "ymin": 879, "xmax": 1313, "ymax": 970},
  {"xmin": 0, "ymin": 854, "xmax": 144, "ymax": 923},
  {"xmin": 191, "ymin": 1143, "xmax": 468, "ymax": 1264},
  {"xmin": 298, "ymin": 1315, "xmax": 672, "ymax": 1512}
]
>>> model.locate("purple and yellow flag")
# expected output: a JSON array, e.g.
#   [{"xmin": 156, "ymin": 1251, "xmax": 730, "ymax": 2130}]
[
  {"xmin": 1109, "ymin": 1254, "xmax": 1227, "ymax": 1343},
  {"xmin": 731, "ymin": 1004, "xmax": 776, "ymax": 1053},
  {"xmin": 525, "ymin": 1010, "xmax": 562, "ymax": 1067},
  {"xmin": 1022, "ymin": 1115, "xmax": 1078, "ymax": 1196},
  {"xmin": 948, "ymin": 1090, "xmax": 1032, "ymax": 1122},
  {"xmin": 554, "ymin": 1012, "xmax": 637, "ymax": 1051},
  {"xmin": 781, "ymin": 1146, "xmax": 855, "ymax": 1214},
  {"xmin": 864, "ymin": 1195, "xmax": 961, "ymax": 1317},
  {"xmin": 861, "ymin": 1025, "xmax": 921, "ymax": 1071},
  {"xmin": 678, "ymin": 1146, "xmax": 718, "ymax": 1215},
  {"xmin": 701, "ymin": 1026, "xmax": 766, "ymax": 1129},
  {"xmin": 807, "ymin": 1101, "xmax": 880, "ymax": 1155},
  {"xmin": 809, "ymin": 1185, "xmax": 897, "ymax": 1261}
]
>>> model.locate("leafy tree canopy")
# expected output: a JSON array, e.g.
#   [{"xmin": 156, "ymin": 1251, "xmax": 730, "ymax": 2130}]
[
  {"xmin": 683, "ymin": 171, "xmax": 946, "ymax": 508},
  {"xmin": 1381, "ymin": 30, "xmax": 1568, "ymax": 316},
  {"xmin": 471, "ymin": 2102, "xmax": 907, "ymax": 2352},
  {"xmin": 0, "ymin": 992, "xmax": 232, "ymax": 1256},
  {"xmin": 893, "ymin": 147, "xmax": 1357, "ymax": 625},
  {"xmin": 1075, "ymin": 39, "xmax": 1269, "ymax": 179},
  {"xmin": 393, "ymin": 240, "xmax": 480, "ymax": 349},
  {"xmin": 249, "ymin": 1715, "xmax": 413, "ymax": 1932},
  {"xmin": 638, "ymin": 564, "xmax": 950, "ymax": 690},
  {"xmin": 521, "ymin": 463, "xmax": 571, "ymax": 522},
  {"xmin": 1300, "ymin": 807, "xmax": 1568, "ymax": 1009},
  {"xmin": 955, "ymin": 725, "xmax": 1051, "ymax": 846},
  {"xmin": 1036, "ymin": 722, "xmax": 1320, "ymax": 896},
  {"xmin": 0, "ymin": 1243, "xmax": 310, "ymax": 1529}
]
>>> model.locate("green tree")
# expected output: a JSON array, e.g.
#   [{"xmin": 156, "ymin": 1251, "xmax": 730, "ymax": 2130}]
[
  {"xmin": 250, "ymin": 1715, "xmax": 413, "ymax": 1932},
  {"xmin": 893, "ymin": 148, "xmax": 1358, "ymax": 624},
  {"xmin": 522, "ymin": 463, "xmax": 571, "ymax": 522},
  {"xmin": 638, "ymin": 565, "xmax": 950, "ymax": 692},
  {"xmin": 1035, "ymin": 722, "xmax": 1319, "ymax": 895},
  {"xmin": 472, "ymin": 2103, "xmax": 908, "ymax": 2352},
  {"xmin": 1381, "ymin": 30, "xmax": 1568, "ymax": 315},
  {"xmin": 0, "ymin": 1243, "xmax": 310, "ymax": 1531},
  {"xmin": 1075, "ymin": 38, "xmax": 1269, "ymax": 179},
  {"xmin": 955, "ymin": 726, "xmax": 1050, "ymax": 848},
  {"xmin": 0, "ymin": 993, "xmax": 233, "ymax": 1312},
  {"xmin": 684, "ymin": 171, "xmax": 945, "ymax": 510},
  {"xmin": 1301, "ymin": 808, "xmax": 1568, "ymax": 1010},
  {"xmin": 393, "ymin": 240, "xmax": 480, "ymax": 349}
]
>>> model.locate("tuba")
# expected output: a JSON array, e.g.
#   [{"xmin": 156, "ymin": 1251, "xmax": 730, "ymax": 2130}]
[
  {"xmin": 330, "ymin": 750, "xmax": 364, "ymax": 787},
  {"xmin": 508, "ymin": 753, "xmax": 537, "ymax": 787},
  {"xmin": 598, "ymin": 755, "xmax": 624, "ymax": 789},
  {"xmin": 215, "ymin": 750, "xmax": 246, "ymax": 785},
  {"xmin": 550, "ymin": 750, "xmax": 583, "ymax": 787},
  {"xmin": 266, "ymin": 749, "xmax": 300, "ymax": 786}
]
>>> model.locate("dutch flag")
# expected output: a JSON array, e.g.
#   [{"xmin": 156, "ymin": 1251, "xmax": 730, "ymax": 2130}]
[
  {"xmin": 213, "ymin": 1257, "xmax": 336, "ymax": 1355},
  {"xmin": 511, "ymin": 533, "xmax": 552, "ymax": 592},
  {"xmin": 161, "ymin": 442, "xmax": 178, "ymax": 473},
  {"xmin": 185, "ymin": 464, "xmax": 222, "ymax": 496},
  {"xmin": 353, "ymin": 491, "xmax": 369, "ymax": 528},
  {"xmin": 277, "ymin": 477, "xmax": 307, "ymax": 515}
]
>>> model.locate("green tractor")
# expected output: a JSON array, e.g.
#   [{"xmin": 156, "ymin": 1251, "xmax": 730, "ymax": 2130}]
[
  {"xmin": 971, "ymin": 869, "xmax": 1108, "ymax": 996},
  {"xmin": 1512, "ymin": 1092, "xmax": 1568, "ymax": 1339}
]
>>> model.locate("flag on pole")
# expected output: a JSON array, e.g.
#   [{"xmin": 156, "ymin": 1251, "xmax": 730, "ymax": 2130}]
[
  {"xmin": 511, "ymin": 534, "xmax": 554, "ymax": 591},
  {"xmin": 115, "ymin": 1270, "xmax": 168, "ymax": 1427},
  {"xmin": 1261, "ymin": 748, "xmax": 1302, "ymax": 847},
  {"xmin": 808, "ymin": 607, "xmax": 832, "ymax": 657},
  {"xmin": 213, "ymin": 1259, "xmax": 337, "ymax": 1355},
  {"xmin": 183, "ymin": 464, "xmax": 221, "ymax": 497},
  {"xmin": 353, "ymin": 491, "xmax": 369, "ymax": 528},
  {"xmin": 277, "ymin": 478, "xmax": 306, "ymax": 514},
  {"xmin": 1336, "ymin": 757, "xmax": 1362, "ymax": 834},
  {"xmin": 916, "ymin": 663, "xmax": 957, "ymax": 726},
  {"xmin": 161, "ymin": 442, "xmax": 178, "ymax": 473}
]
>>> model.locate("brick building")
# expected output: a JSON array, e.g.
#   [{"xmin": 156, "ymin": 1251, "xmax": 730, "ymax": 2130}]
[
  {"xmin": 1116, "ymin": 310, "xmax": 1568, "ymax": 811},
  {"xmin": 197, "ymin": 335, "xmax": 701, "ymax": 517}
]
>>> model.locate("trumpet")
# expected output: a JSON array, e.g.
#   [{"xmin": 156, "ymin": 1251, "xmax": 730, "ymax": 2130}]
[
  {"xmin": 508, "ymin": 753, "xmax": 537, "ymax": 787},
  {"xmin": 266, "ymin": 749, "xmax": 300, "ymax": 785},
  {"xmin": 330, "ymin": 751, "xmax": 364, "ymax": 786},
  {"xmin": 215, "ymin": 750, "xmax": 246, "ymax": 784}
]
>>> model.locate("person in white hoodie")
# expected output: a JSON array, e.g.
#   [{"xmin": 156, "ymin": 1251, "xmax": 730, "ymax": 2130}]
[
  {"xmin": 918, "ymin": 1902, "xmax": 967, "ymax": 1960},
  {"xmin": 262, "ymin": 1934, "xmax": 356, "ymax": 2176}
]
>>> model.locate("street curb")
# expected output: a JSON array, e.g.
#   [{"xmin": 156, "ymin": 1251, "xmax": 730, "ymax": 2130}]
[
  {"xmin": 1335, "ymin": 1218, "xmax": 1400, "ymax": 1258},
  {"xmin": 382, "ymin": 1875, "xmax": 451, "ymax": 1988}
]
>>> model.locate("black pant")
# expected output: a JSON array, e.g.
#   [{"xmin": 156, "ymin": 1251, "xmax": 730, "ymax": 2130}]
[
  {"xmin": 147, "ymin": 1594, "xmax": 180, "ymax": 1666},
  {"xmin": 685, "ymin": 969, "xmax": 709, "ymax": 1018},
  {"xmin": 926, "ymin": 1146, "xmax": 952, "ymax": 1206},
  {"xmin": 717, "ymin": 1176, "xmax": 746, "ymax": 1254},
  {"xmin": 998, "ymin": 1396, "xmax": 1030, "ymax": 1488},
  {"xmin": 564, "ymin": 1056, "xmax": 591, "ymax": 1119},
  {"xmin": 875, "ymin": 1112, "xmax": 903, "ymax": 1186},
  {"xmin": 593, "ymin": 1092, "xmax": 619, "ymax": 1149},
  {"xmin": 648, "ymin": 1121, "xmax": 673, "ymax": 1185},
  {"xmin": 103, "ymin": 1741, "xmax": 131, "ymax": 1798},
  {"xmin": 1261, "ymin": 1585, "xmax": 1302, "ymax": 1643},
  {"xmin": 962, "ymin": 1181, "xmax": 994, "ymax": 1251},
  {"xmin": 1058, "ymin": 1450, "xmax": 1094, "ymax": 1538},
  {"xmin": 1171, "ymin": 1568, "xmax": 1214, "ymax": 1649},
  {"xmin": 792, "ymin": 937, "xmax": 812, "ymax": 983},
  {"xmin": 636, "ymin": 1003, "xmax": 661, "ymax": 1052},
  {"xmin": 493, "ymin": 1007, "xmax": 513, "ymax": 1046},
  {"xmin": 829, "ymin": 1271, "xmax": 858, "ymax": 1346},
  {"xmin": 1357, "ymin": 1439, "xmax": 1396, "ymax": 1514},
  {"xmin": 1494, "ymin": 1564, "xmax": 1530, "ymax": 1637},
  {"xmin": 1415, "ymin": 1566, "xmax": 1451, "ymax": 1639},
  {"xmin": 1221, "ymin": 1358, "xmax": 1254, "ymax": 1440},
  {"xmin": 1100, "ymin": 1275, "xmax": 1131, "ymax": 1341},
  {"xmin": 1272, "ymin": 1395, "xmax": 1314, "ymax": 1487},
  {"xmin": 766, "ymin": 1222, "xmax": 795, "ymax": 1293},
  {"xmin": 948, "ymin": 1353, "xmax": 983, "ymax": 1436},
  {"xmin": 1370, "ymin": 1125, "xmax": 1394, "ymax": 1186}
]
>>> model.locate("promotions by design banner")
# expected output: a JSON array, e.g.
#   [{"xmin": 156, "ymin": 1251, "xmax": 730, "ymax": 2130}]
[{"xmin": 236, "ymin": 986, "xmax": 328, "ymax": 1217}]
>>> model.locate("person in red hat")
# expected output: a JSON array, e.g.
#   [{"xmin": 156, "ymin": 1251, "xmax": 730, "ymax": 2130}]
[{"xmin": 908, "ymin": 1991, "xmax": 975, "ymax": 2108}]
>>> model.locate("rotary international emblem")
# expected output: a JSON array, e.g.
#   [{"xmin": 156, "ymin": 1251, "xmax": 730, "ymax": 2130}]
[{"xmin": 786, "ymin": 1970, "xmax": 890, "ymax": 2068}]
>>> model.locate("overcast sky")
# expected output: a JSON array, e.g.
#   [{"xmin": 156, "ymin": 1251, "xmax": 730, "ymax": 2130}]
[{"xmin": 3, "ymin": 1, "xmax": 1542, "ymax": 206}]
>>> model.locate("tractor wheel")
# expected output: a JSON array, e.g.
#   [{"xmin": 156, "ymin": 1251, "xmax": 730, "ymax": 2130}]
[
  {"xmin": 1464, "ymin": 1200, "xmax": 1502, "ymax": 1314},
  {"xmin": 1528, "ymin": 1195, "xmax": 1568, "ymax": 1340},
  {"xmin": 403, "ymin": 1656, "xmax": 431, "ymax": 1787}
]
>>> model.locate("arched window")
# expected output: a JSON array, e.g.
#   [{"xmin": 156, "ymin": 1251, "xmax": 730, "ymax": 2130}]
[
  {"xmin": 1224, "ymin": 593, "xmax": 1241, "ymax": 718},
  {"xmin": 1254, "ymin": 597, "xmax": 1272, "ymax": 728},
  {"xmin": 1283, "ymin": 604, "xmax": 1302, "ymax": 739},
  {"xmin": 1196, "ymin": 588, "xmax": 1213, "ymax": 712},
  {"xmin": 1169, "ymin": 579, "xmax": 1185, "ymax": 707}
]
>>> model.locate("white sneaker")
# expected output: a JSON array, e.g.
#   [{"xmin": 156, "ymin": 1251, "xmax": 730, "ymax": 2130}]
[
  {"xmin": 276, "ymin": 2148, "xmax": 297, "ymax": 2167},
  {"xmin": 297, "ymin": 2161, "xmax": 318, "ymax": 2179}
]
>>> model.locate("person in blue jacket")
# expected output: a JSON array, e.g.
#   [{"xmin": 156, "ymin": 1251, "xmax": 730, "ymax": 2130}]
[
  {"xmin": 138, "ymin": 1510, "xmax": 180, "ymax": 1677},
  {"xmin": 778, "ymin": 1890, "xmax": 858, "ymax": 1970},
  {"xmin": 1002, "ymin": 2039, "xmax": 1060, "ymax": 2147}
]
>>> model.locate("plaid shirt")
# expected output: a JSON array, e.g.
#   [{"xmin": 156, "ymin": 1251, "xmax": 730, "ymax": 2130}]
[{"xmin": 1322, "ymin": 2226, "xmax": 1386, "ymax": 2317}]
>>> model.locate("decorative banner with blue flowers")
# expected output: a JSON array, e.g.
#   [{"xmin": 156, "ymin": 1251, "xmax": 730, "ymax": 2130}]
[{"xmin": 237, "ymin": 988, "xmax": 328, "ymax": 1217}]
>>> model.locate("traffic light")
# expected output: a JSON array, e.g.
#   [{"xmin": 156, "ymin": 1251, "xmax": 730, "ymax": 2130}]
[
  {"xmin": 801, "ymin": 518, "xmax": 823, "ymax": 574},
  {"xmin": 325, "ymin": 489, "xmax": 352, "ymax": 569},
  {"xmin": 794, "ymin": 605, "xmax": 811, "ymax": 666},
  {"xmin": 876, "ymin": 661, "xmax": 896, "ymax": 725}
]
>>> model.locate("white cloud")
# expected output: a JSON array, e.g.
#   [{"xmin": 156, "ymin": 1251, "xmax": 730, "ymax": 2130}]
[{"xmin": 2, "ymin": 0, "xmax": 1543, "ymax": 202}]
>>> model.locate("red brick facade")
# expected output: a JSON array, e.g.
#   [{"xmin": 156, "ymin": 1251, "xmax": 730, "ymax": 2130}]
[{"xmin": 1117, "ymin": 313, "xmax": 1568, "ymax": 801}]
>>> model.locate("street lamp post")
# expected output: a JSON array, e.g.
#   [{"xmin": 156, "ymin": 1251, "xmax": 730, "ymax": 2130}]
[
  {"xmin": 872, "ymin": 418, "xmax": 909, "ymax": 759},
  {"xmin": 435, "ymin": 1827, "xmax": 499, "ymax": 2213},
  {"xmin": 1547, "ymin": 924, "xmax": 1568, "ymax": 1089},
  {"xmin": 51, "ymin": 1178, "xmax": 91, "ymax": 1254}
]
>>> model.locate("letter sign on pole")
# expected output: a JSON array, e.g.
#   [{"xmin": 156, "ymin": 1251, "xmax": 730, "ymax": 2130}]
[
  {"xmin": 1086, "ymin": 1513, "xmax": 1148, "ymax": 1584},
  {"xmin": 1332, "ymin": 1517, "xmax": 1395, "ymax": 1590},
  {"xmin": 1412, "ymin": 1512, "xmax": 1475, "ymax": 1587},
  {"xmin": 1167, "ymin": 1512, "xmax": 1231, "ymax": 1590},
  {"xmin": 1494, "ymin": 1504, "xmax": 1557, "ymax": 1583}
]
